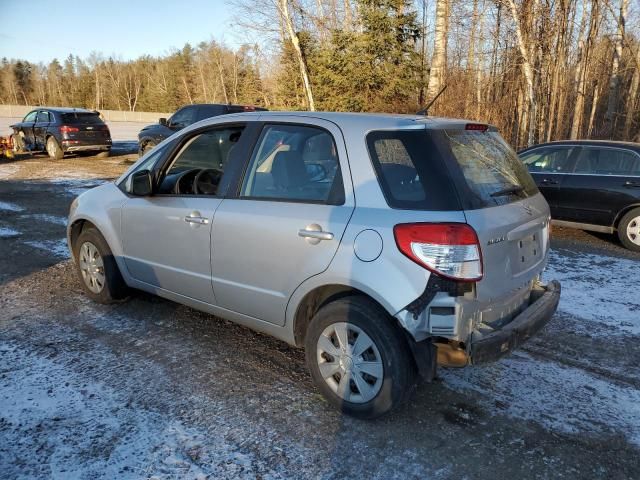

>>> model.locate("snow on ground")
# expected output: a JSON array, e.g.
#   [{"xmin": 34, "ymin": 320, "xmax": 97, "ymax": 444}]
[
  {"xmin": 21, "ymin": 213, "xmax": 67, "ymax": 226},
  {"xmin": 24, "ymin": 239, "xmax": 69, "ymax": 258},
  {"xmin": 545, "ymin": 248, "xmax": 640, "ymax": 335},
  {"xmin": 0, "ymin": 200, "xmax": 24, "ymax": 212},
  {"xmin": 0, "ymin": 226, "xmax": 20, "ymax": 237},
  {"xmin": 0, "ymin": 163, "xmax": 19, "ymax": 179},
  {"xmin": 46, "ymin": 178, "xmax": 110, "ymax": 197},
  {"xmin": 442, "ymin": 350, "xmax": 640, "ymax": 446}
]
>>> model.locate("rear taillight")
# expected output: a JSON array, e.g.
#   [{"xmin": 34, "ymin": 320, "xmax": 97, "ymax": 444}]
[
  {"xmin": 393, "ymin": 223, "xmax": 483, "ymax": 282},
  {"xmin": 465, "ymin": 123, "xmax": 488, "ymax": 131},
  {"xmin": 60, "ymin": 125, "xmax": 79, "ymax": 133}
]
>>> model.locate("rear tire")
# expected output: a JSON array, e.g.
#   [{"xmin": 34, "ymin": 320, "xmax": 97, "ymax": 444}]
[
  {"xmin": 46, "ymin": 136, "xmax": 63, "ymax": 160},
  {"xmin": 73, "ymin": 227, "xmax": 128, "ymax": 304},
  {"xmin": 305, "ymin": 296, "xmax": 416, "ymax": 419},
  {"xmin": 617, "ymin": 207, "xmax": 640, "ymax": 252},
  {"xmin": 95, "ymin": 150, "xmax": 110, "ymax": 158}
]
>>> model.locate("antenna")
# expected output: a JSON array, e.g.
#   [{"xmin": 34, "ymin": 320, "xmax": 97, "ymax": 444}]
[{"xmin": 417, "ymin": 85, "xmax": 447, "ymax": 116}]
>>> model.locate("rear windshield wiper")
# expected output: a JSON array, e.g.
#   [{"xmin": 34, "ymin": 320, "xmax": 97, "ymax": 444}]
[{"xmin": 490, "ymin": 185, "xmax": 525, "ymax": 198}]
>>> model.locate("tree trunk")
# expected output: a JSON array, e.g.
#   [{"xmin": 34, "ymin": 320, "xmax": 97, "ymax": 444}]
[
  {"xmin": 280, "ymin": 0, "xmax": 315, "ymax": 111},
  {"xmin": 426, "ymin": 0, "xmax": 448, "ymax": 104},
  {"xmin": 587, "ymin": 81, "xmax": 599, "ymax": 138},
  {"xmin": 622, "ymin": 44, "xmax": 640, "ymax": 139},
  {"xmin": 604, "ymin": 0, "xmax": 628, "ymax": 138},
  {"xmin": 506, "ymin": 0, "xmax": 536, "ymax": 146}
]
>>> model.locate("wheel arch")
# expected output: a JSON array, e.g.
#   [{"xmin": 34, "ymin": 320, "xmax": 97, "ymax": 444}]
[
  {"xmin": 292, "ymin": 283, "xmax": 398, "ymax": 347},
  {"xmin": 613, "ymin": 203, "xmax": 640, "ymax": 229}
]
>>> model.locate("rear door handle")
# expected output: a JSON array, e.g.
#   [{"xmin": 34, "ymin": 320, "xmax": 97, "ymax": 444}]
[
  {"xmin": 623, "ymin": 181, "xmax": 640, "ymax": 188},
  {"xmin": 184, "ymin": 211, "xmax": 210, "ymax": 225},
  {"xmin": 540, "ymin": 178, "xmax": 559, "ymax": 185},
  {"xmin": 298, "ymin": 223, "xmax": 334, "ymax": 244}
]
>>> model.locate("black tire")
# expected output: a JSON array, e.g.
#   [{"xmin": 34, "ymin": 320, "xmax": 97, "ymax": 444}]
[
  {"xmin": 305, "ymin": 296, "xmax": 416, "ymax": 419},
  {"xmin": 141, "ymin": 141, "xmax": 156, "ymax": 156},
  {"xmin": 73, "ymin": 227, "xmax": 128, "ymax": 304},
  {"xmin": 617, "ymin": 207, "xmax": 640, "ymax": 252},
  {"xmin": 11, "ymin": 134, "xmax": 24, "ymax": 153},
  {"xmin": 95, "ymin": 150, "xmax": 110, "ymax": 158},
  {"xmin": 46, "ymin": 136, "xmax": 63, "ymax": 160}
]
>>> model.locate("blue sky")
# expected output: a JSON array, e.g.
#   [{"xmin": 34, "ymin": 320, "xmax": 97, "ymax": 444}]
[{"xmin": 0, "ymin": 0, "xmax": 239, "ymax": 64}]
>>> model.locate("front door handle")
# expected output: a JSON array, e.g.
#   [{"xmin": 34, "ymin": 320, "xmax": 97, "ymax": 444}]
[
  {"xmin": 184, "ymin": 211, "xmax": 210, "ymax": 225},
  {"xmin": 299, "ymin": 223, "xmax": 334, "ymax": 244},
  {"xmin": 623, "ymin": 181, "xmax": 640, "ymax": 188},
  {"xmin": 540, "ymin": 178, "xmax": 559, "ymax": 185}
]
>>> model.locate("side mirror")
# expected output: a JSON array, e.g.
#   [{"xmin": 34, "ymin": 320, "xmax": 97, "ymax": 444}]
[
  {"xmin": 128, "ymin": 170, "xmax": 153, "ymax": 196},
  {"xmin": 159, "ymin": 117, "xmax": 167, "ymax": 126}
]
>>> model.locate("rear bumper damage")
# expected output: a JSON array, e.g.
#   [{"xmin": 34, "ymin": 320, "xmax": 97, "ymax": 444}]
[{"xmin": 469, "ymin": 280, "xmax": 561, "ymax": 364}]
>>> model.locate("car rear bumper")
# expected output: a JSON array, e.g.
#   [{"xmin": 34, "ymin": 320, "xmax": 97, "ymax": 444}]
[
  {"xmin": 469, "ymin": 280, "xmax": 561, "ymax": 364},
  {"xmin": 63, "ymin": 144, "xmax": 111, "ymax": 152}
]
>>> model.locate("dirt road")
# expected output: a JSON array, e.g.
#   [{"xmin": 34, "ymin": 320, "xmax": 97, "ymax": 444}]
[{"xmin": 1, "ymin": 150, "xmax": 639, "ymax": 479}]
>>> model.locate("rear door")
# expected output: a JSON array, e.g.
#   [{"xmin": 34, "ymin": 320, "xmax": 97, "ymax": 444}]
[
  {"xmin": 559, "ymin": 146, "xmax": 640, "ymax": 226},
  {"xmin": 210, "ymin": 118, "xmax": 354, "ymax": 326},
  {"xmin": 439, "ymin": 128, "xmax": 550, "ymax": 301},
  {"xmin": 519, "ymin": 145, "xmax": 577, "ymax": 218}
]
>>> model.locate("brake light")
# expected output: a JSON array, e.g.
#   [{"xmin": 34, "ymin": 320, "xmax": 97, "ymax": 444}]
[
  {"xmin": 243, "ymin": 105, "xmax": 256, "ymax": 111},
  {"xmin": 393, "ymin": 223, "xmax": 483, "ymax": 281},
  {"xmin": 60, "ymin": 125, "xmax": 79, "ymax": 133},
  {"xmin": 465, "ymin": 123, "xmax": 488, "ymax": 131}
]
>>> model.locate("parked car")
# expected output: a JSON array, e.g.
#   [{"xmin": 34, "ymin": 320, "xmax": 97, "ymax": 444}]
[
  {"xmin": 11, "ymin": 107, "xmax": 111, "ymax": 159},
  {"xmin": 68, "ymin": 112, "xmax": 560, "ymax": 418},
  {"xmin": 519, "ymin": 140, "xmax": 640, "ymax": 252},
  {"xmin": 137, "ymin": 103, "xmax": 267, "ymax": 156}
]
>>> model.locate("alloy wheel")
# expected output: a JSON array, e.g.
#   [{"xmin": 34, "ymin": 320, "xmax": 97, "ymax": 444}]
[
  {"xmin": 316, "ymin": 322, "xmax": 384, "ymax": 404},
  {"xmin": 627, "ymin": 215, "xmax": 640, "ymax": 246}
]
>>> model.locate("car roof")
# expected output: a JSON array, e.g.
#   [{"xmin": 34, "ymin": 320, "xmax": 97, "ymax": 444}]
[
  {"xmin": 520, "ymin": 139, "xmax": 640, "ymax": 153},
  {"xmin": 205, "ymin": 110, "xmax": 494, "ymax": 130},
  {"xmin": 32, "ymin": 107, "xmax": 98, "ymax": 114}
]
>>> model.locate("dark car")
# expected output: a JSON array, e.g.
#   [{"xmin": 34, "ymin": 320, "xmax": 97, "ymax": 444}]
[
  {"xmin": 519, "ymin": 140, "xmax": 640, "ymax": 251},
  {"xmin": 137, "ymin": 103, "xmax": 267, "ymax": 156},
  {"xmin": 11, "ymin": 107, "xmax": 111, "ymax": 160}
]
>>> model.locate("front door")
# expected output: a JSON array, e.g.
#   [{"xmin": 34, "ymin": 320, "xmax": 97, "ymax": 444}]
[
  {"xmin": 521, "ymin": 146, "xmax": 577, "ymax": 219},
  {"xmin": 121, "ymin": 123, "xmax": 248, "ymax": 303},
  {"xmin": 211, "ymin": 120, "xmax": 355, "ymax": 326},
  {"xmin": 34, "ymin": 110, "xmax": 51, "ymax": 150}
]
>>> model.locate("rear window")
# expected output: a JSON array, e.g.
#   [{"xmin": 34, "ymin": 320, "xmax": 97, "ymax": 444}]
[
  {"xmin": 366, "ymin": 130, "xmax": 461, "ymax": 211},
  {"xmin": 60, "ymin": 112, "xmax": 104, "ymax": 124},
  {"xmin": 443, "ymin": 130, "xmax": 538, "ymax": 207}
]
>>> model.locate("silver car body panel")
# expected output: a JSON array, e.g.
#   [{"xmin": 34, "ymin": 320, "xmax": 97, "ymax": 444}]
[{"xmin": 69, "ymin": 112, "xmax": 554, "ymax": 349}]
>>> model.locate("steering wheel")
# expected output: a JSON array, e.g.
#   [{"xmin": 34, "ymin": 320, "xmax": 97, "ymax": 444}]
[{"xmin": 194, "ymin": 168, "xmax": 223, "ymax": 195}]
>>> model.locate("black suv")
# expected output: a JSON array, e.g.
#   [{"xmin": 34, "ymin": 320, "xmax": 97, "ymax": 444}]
[
  {"xmin": 11, "ymin": 107, "xmax": 111, "ymax": 159},
  {"xmin": 519, "ymin": 140, "xmax": 640, "ymax": 251},
  {"xmin": 137, "ymin": 104, "xmax": 267, "ymax": 156}
]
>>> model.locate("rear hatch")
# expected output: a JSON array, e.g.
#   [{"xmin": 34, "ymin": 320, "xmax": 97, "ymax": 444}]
[
  {"xmin": 60, "ymin": 112, "xmax": 111, "ymax": 144},
  {"xmin": 436, "ymin": 126, "xmax": 550, "ymax": 301}
]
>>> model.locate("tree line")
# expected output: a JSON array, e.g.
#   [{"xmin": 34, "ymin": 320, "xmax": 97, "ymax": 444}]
[{"xmin": 1, "ymin": 0, "xmax": 639, "ymax": 148}]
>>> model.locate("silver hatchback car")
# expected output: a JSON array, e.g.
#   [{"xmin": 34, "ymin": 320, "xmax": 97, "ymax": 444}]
[{"xmin": 68, "ymin": 112, "xmax": 560, "ymax": 418}]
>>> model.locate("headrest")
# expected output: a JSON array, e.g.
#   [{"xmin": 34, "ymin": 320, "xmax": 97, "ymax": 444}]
[{"xmin": 272, "ymin": 151, "xmax": 309, "ymax": 188}]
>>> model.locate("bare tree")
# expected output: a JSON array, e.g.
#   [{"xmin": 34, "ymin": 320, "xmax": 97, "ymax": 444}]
[{"xmin": 426, "ymin": 0, "xmax": 448, "ymax": 104}]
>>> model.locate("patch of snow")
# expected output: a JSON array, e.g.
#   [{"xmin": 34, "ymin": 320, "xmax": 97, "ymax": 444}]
[
  {"xmin": 24, "ymin": 239, "xmax": 69, "ymax": 258},
  {"xmin": 22, "ymin": 214, "xmax": 67, "ymax": 226},
  {"xmin": 443, "ymin": 351, "xmax": 640, "ymax": 446},
  {"xmin": 545, "ymin": 249, "xmax": 640, "ymax": 335},
  {"xmin": 0, "ymin": 201, "xmax": 24, "ymax": 212},
  {"xmin": 47, "ymin": 178, "xmax": 109, "ymax": 197},
  {"xmin": 0, "ymin": 163, "xmax": 19, "ymax": 179},
  {"xmin": 0, "ymin": 226, "xmax": 20, "ymax": 237}
]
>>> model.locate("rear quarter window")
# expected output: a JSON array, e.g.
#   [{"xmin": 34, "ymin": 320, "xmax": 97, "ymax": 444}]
[{"xmin": 366, "ymin": 130, "xmax": 461, "ymax": 211}]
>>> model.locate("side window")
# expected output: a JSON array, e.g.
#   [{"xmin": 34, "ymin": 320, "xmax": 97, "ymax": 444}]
[
  {"xmin": 168, "ymin": 107, "xmax": 197, "ymax": 129},
  {"xmin": 36, "ymin": 111, "xmax": 50, "ymax": 123},
  {"xmin": 575, "ymin": 148, "xmax": 640, "ymax": 175},
  {"xmin": 23, "ymin": 111, "xmax": 38, "ymax": 122},
  {"xmin": 521, "ymin": 147, "xmax": 574, "ymax": 173},
  {"xmin": 158, "ymin": 126, "xmax": 245, "ymax": 195},
  {"xmin": 240, "ymin": 124, "xmax": 343, "ymax": 204},
  {"xmin": 119, "ymin": 142, "xmax": 171, "ymax": 190}
]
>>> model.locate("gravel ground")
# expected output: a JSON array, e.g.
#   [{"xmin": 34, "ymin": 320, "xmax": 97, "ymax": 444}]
[{"xmin": 1, "ymin": 150, "xmax": 639, "ymax": 479}]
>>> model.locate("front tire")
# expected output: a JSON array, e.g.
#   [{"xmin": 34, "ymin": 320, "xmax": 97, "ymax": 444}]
[
  {"xmin": 46, "ymin": 136, "xmax": 63, "ymax": 160},
  {"xmin": 618, "ymin": 207, "xmax": 640, "ymax": 252},
  {"xmin": 95, "ymin": 150, "xmax": 110, "ymax": 158},
  {"xmin": 73, "ymin": 227, "xmax": 128, "ymax": 303},
  {"xmin": 305, "ymin": 296, "xmax": 416, "ymax": 419},
  {"xmin": 140, "ymin": 141, "xmax": 156, "ymax": 156}
]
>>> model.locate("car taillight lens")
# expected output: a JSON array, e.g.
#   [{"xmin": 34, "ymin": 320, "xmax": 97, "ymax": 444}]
[
  {"xmin": 60, "ymin": 125, "xmax": 79, "ymax": 133},
  {"xmin": 393, "ymin": 223, "xmax": 483, "ymax": 282}
]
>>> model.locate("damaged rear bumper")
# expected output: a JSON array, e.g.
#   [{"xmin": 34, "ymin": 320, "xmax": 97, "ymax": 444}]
[{"xmin": 469, "ymin": 280, "xmax": 561, "ymax": 364}]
